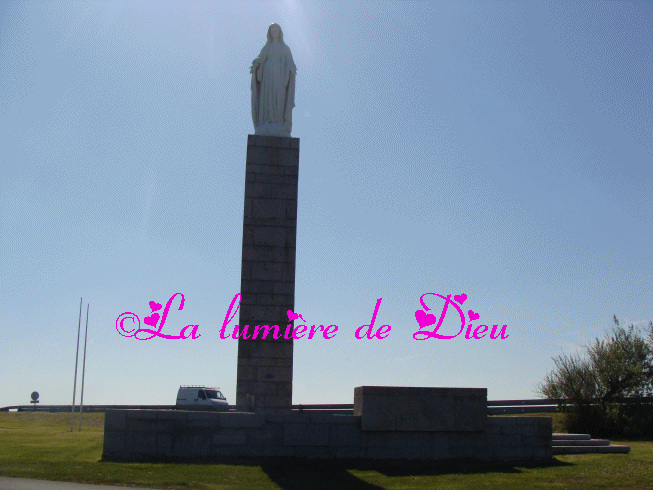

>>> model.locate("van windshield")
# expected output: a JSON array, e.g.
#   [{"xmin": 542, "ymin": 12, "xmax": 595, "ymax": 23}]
[{"xmin": 205, "ymin": 390, "xmax": 225, "ymax": 400}]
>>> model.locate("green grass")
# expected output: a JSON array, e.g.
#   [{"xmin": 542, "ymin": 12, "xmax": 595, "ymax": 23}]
[{"xmin": 1, "ymin": 412, "xmax": 653, "ymax": 489}]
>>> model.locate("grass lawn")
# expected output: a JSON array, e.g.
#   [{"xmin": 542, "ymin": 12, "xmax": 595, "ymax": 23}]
[{"xmin": 1, "ymin": 412, "xmax": 652, "ymax": 489}]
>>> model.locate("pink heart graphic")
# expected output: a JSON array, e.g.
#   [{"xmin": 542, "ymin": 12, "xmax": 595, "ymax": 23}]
[
  {"xmin": 149, "ymin": 301, "xmax": 162, "ymax": 312},
  {"xmin": 144, "ymin": 313, "xmax": 160, "ymax": 327},
  {"xmin": 454, "ymin": 293, "xmax": 467, "ymax": 305},
  {"xmin": 287, "ymin": 310, "xmax": 299, "ymax": 321},
  {"xmin": 286, "ymin": 310, "xmax": 306, "ymax": 323},
  {"xmin": 415, "ymin": 309, "xmax": 437, "ymax": 328},
  {"xmin": 468, "ymin": 310, "xmax": 480, "ymax": 321}
]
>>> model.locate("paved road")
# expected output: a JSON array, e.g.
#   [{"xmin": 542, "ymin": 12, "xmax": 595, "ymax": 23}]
[{"xmin": 0, "ymin": 477, "xmax": 158, "ymax": 490}]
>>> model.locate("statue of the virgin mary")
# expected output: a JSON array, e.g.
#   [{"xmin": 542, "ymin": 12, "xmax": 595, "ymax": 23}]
[{"xmin": 250, "ymin": 24, "xmax": 296, "ymax": 137}]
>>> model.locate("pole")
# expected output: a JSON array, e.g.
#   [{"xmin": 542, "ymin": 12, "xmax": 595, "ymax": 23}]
[
  {"xmin": 78, "ymin": 303, "xmax": 89, "ymax": 431},
  {"xmin": 70, "ymin": 298, "xmax": 82, "ymax": 432}
]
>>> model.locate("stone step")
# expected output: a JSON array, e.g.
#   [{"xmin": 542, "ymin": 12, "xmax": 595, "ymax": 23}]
[
  {"xmin": 552, "ymin": 439, "xmax": 610, "ymax": 446},
  {"xmin": 553, "ymin": 444, "xmax": 630, "ymax": 455},
  {"xmin": 551, "ymin": 433, "xmax": 630, "ymax": 454},
  {"xmin": 552, "ymin": 433, "xmax": 591, "ymax": 441}
]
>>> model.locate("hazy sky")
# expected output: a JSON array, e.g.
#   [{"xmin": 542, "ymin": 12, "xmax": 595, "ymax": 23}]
[{"xmin": 1, "ymin": 0, "xmax": 652, "ymax": 409}]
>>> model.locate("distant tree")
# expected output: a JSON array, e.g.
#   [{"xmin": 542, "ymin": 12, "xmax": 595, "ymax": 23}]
[{"xmin": 537, "ymin": 316, "xmax": 653, "ymax": 437}]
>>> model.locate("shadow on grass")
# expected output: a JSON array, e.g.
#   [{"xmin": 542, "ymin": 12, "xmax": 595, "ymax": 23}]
[
  {"xmin": 260, "ymin": 461, "xmax": 385, "ymax": 490},
  {"xmin": 101, "ymin": 456, "xmax": 573, "ymax": 490},
  {"xmin": 260, "ymin": 459, "xmax": 574, "ymax": 490}
]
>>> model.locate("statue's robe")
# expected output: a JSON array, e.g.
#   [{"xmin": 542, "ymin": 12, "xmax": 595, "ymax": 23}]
[{"xmin": 251, "ymin": 41, "xmax": 296, "ymax": 135}]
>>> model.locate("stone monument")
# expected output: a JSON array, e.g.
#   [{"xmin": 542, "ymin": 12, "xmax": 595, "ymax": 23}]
[
  {"xmin": 236, "ymin": 23, "xmax": 299, "ymax": 412},
  {"xmin": 101, "ymin": 25, "xmax": 554, "ymax": 463},
  {"xmin": 103, "ymin": 387, "xmax": 552, "ymax": 461}
]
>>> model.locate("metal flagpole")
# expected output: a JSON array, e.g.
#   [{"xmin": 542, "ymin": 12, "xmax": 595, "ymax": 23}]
[
  {"xmin": 70, "ymin": 298, "xmax": 82, "ymax": 432},
  {"xmin": 78, "ymin": 303, "xmax": 89, "ymax": 431}
]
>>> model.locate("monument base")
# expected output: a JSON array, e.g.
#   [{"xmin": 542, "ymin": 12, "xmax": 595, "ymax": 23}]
[
  {"xmin": 254, "ymin": 121, "xmax": 291, "ymax": 137},
  {"xmin": 103, "ymin": 387, "xmax": 552, "ymax": 463}
]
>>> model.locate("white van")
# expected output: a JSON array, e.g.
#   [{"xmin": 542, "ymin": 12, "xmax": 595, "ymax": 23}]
[{"xmin": 176, "ymin": 385, "xmax": 228, "ymax": 411}]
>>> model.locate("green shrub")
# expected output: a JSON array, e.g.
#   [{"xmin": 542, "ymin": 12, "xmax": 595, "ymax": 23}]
[{"xmin": 538, "ymin": 316, "xmax": 653, "ymax": 438}]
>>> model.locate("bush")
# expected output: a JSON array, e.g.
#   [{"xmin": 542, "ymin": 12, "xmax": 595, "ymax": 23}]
[{"xmin": 537, "ymin": 316, "xmax": 653, "ymax": 438}]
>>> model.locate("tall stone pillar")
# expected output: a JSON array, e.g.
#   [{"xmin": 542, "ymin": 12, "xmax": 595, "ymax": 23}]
[{"xmin": 236, "ymin": 134, "xmax": 299, "ymax": 412}]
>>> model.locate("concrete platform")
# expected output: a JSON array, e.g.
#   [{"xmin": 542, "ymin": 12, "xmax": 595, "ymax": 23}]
[{"xmin": 103, "ymin": 387, "xmax": 553, "ymax": 463}]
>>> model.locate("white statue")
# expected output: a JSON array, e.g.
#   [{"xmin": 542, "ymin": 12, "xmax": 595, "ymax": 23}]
[{"xmin": 250, "ymin": 23, "xmax": 296, "ymax": 137}]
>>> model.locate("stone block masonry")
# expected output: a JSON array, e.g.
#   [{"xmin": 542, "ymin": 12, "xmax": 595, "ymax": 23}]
[
  {"xmin": 354, "ymin": 386, "xmax": 486, "ymax": 432},
  {"xmin": 236, "ymin": 135, "xmax": 300, "ymax": 413},
  {"xmin": 103, "ymin": 387, "xmax": 552, "ymax": 463}
]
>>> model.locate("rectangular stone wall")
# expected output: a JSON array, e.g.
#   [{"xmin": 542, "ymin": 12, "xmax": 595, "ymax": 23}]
[
  {"xmin": 103, "ymin": 410, "xmax": 552, "ymax": 462},
  {"xmin": 486, "ymin": 417, "xmax": 552, "ymax": 460},
  {"xmin": 354, "ymin": 386, "xmax": 487, "ymax": 431},
  {"xmin": 236, "ymin": 135, "xmax": 300, "ymax": 412}
]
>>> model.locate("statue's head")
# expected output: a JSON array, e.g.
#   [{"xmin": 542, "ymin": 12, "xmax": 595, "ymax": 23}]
[{"xmin": 267, "ymin": 23, "xmax": 283, "ymax": 44}]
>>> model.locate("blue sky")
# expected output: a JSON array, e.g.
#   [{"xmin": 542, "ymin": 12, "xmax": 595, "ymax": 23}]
[{"xmin": 1, "ymin": 0, "xmax": 652, "ymax": 409}]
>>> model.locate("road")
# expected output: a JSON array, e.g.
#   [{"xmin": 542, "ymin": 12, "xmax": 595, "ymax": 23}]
[{"xmin": 0, "ymin": 477, "xmax": 158, "ymax": 490}]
